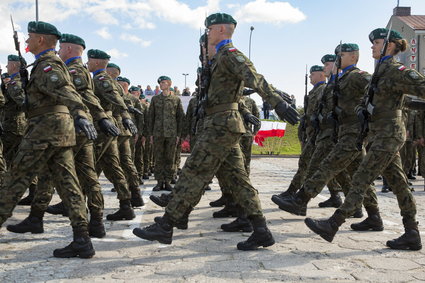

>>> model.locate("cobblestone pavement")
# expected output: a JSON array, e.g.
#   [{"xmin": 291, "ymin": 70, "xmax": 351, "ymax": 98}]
[{"xmin": 1, "ymin": 156, "xmax": 425, "ymax": 282}]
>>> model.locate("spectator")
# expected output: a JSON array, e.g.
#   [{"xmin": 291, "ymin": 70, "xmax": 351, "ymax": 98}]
[
  {"xmin": 182, "ymin": 87, "xmax": 191, "ymax": 96},
  {"xmin": 154, "ymin": 85, "xmax": 161, "ymax": 95},
  {"xmin": 145, "ymin": 85, "xmax": 155, "ymax": 96},
  {"xmin": 174, "ymin": 86, "xmax": 181, "ymax": 96},
  {"xmin": 262, "ymin": 100, "xmax": 271, "ymax": 119}
]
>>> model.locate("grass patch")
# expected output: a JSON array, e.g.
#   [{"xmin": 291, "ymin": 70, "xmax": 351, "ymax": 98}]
[{"xmin": 252, "ymin": 121, "xmax": 301, "ymax": 156}]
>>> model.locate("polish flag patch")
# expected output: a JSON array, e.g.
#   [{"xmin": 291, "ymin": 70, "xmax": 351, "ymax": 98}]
[
  {"xmin": 398, "ymin": 66, "xmax": 406, "ymax": 71},
  {"xmin": 69, "ymin": 69, "xmax": 77, "ymax": 74},
  {"xmin": 228, "ymin": 47, "xmax": 237, "ymax": 52},
  {"xmin": 43, "ymin": 65, "xmax": 52, "ymax": 72},
  {"xmin": 98, "ymin": 76, "xmax": 105, "ymax": 81}
]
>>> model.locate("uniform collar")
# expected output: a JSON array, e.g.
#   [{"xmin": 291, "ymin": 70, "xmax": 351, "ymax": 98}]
[
  {"xmin": 35, "ymin": 48, "xmax": 55, "ymax": 60},
  {"xmin": 10, "ymin": 72, "xmax": 19, "ymax": 79},
  {"xmin": 339, "ymin": 64, "xmax": 356, "ymax": 77},
  {"xmin": 215, "ymin": 39, "xmax": 232, "ymax": 53},
  {"xmin": 65, "ymin": 56, "xmax": 81, "ymax": 66},
  {"xmin": 92, "ymin": 68, "xmax": 105, "ymax": 76},
  {"xmin": 314, "ymin": 81, "xmax": 325, "ymax": 88}
]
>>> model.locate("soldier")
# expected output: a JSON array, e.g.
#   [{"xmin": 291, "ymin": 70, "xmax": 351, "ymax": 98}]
[
  {"xmin": 276, "ymin": 43, "xmax": 377, "ymax": 220},
  {"xmin": 305, "ymin": 28, "xmax": 423, "ymax": 251},
  {"xmin": 129, "ymin": 85, "xmax": 146, "ymax": 181},
  {"xmin": 87, "ymin": 50, "xmax": 137, "ymax": 220},
  {"xmin": 132, "ymin": 13, "xmax": 299, "ymax": 250},
  {"xmin": 0, "ymin": 78, "xmax": 6, "ymax": 184},
  {"xmin": 148, "ymin": 76, "xmax": 184, "ymax": 191},
  {"xmin": 0, "ymin": 21, "xmax": 97, "ymax": 258}
]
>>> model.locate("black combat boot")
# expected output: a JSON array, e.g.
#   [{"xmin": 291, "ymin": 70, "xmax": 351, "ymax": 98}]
[
  {"xmin": 209, "ymin": 194, "xmax": 229, "ymax": 207},
  {"xmin": 154, "ymin": 215, "xmax": 188, "ymax": 230},
  {"xmin": 204, "ymin": 185, "xmax": 211, "ymax": 191},
  {"xmin": 46, "ymin": 201, "xmax": 69, "ymax": 217},
  {"xmin": 407, "ymin": 170, "xmax": 416, "ymax": 180},
  {"xmin": 133, "ymin": 214, "xmax": 173, "ymax": 244},
  {"xmin": 381, "ymin": 177, "xmax": 392, "ymax": 193},
  {"xmin": 106, "ymin": 200, "xmax": 135, "ymax": 221},
  {"xmin": 164, "ymin": 181, "xmax": 173, "ymax": 191},
  {"xmin": 351, "ymin": 208, "xmax": 364, "ymax": 218},
  {"xmin": 142, "ymin": 173, "xmax": 149, "ymax": 180},
  {"xmin": 272, "ymin": 187, "xmax": 310, "ymax": 216},
  {"xmin": 304, "ymin": 210, "xmax": 346, "ymax": 242},
  {"xmin": 130, "ymin": 188, "xmax": 144, "ymax": 207},
  {"xmin": 386, "ymin": 218, "xmax": 422, "ymax": 250},
  {"xmin": 221, "ymin": 217, "xmax": 253, "ymax": 232},
  {"xmin": 150, "ymin": 192, "xmax": 173, "ymax": 207},
  {"xmin": 152, "ymin": 181, "xmax": 164, "ymax": 191},
  {"xmin": 170, "ymin": 177, "xmax": 177, "ymax": 185},
  {"xmin": 318, "ymin": 191, "xmax": 342, "ymax": 208},
  {"xmin": 53, "ymin": 228, "xmax": 95, "ymax": 258},
  {"xmin": 17, "ymin": 184, "xmax": 37, "ymax": 206},
  {"xmin": 88, "ymin": 213, "xmax": 106, "ymax": 238},
  {"xmin": 212, "ymin": 202, "xmax": 239, "ymax": 218},
  {"xmin": 351, "ymin": 208, "xmax": 384, "ymax": 231},
  {"xmin": 237, "ymin": 216, "xmax": 275, "ymax": 250},
  {"xmin": 7, "ymin": 215, "xmax": 44, "ymax": 234},
  {"xmin": 271, "ymin": 183, "xmax": 297, "ymax": 205}
]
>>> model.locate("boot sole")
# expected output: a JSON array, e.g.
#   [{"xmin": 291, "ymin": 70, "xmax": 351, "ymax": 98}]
[
  {"xmin": 106, "ymin": 216, "xmax": 135, "ymax": 221},
  {"xmin": 350, "ymin": 225, "xmax": 384, "ymax": 232},
  {"xmin": 237, "ymin": 238, "xmax": 275, "ymax": 250},
  {"xmin": 7, "ymin": 227, "xmax": 44, "ymax": 234},
  {"xmin": 132, "ymin": 228, "xmax": 172, "ymax": 244},
  {"xmin": 213, "ymin": 213, "xmax": 239, "ymax": 218},
  {"xmin": 271, "ymin": 196, "xmax": 306, "ymax": 216},
  {"xmin": 149, "ymin": 196, "xmax": 168, "ymax": 207},
  {"xmin": 304, "ymin": 218, "xmax": 334, "ymax": 243},
  {"xmin": 53, "ymin": 250, "xmax": 95, "ymax": 259},
  {"xmin": 386, "ymin": 242, "xmax": 422, "ymax": 251},
  {"xmin": 222, "ymin": 227, "xmax": 253, "ymax": 232}
]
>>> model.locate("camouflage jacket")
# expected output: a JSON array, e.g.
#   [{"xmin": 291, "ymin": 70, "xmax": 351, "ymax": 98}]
[
  {"xmin": 141, "ymin": 101, "xmax": 149, "ymax": 137},
  {"xmin": 2, "ymin": 73, "xmax": 27, "ymax": 135},
  {"xmin": 184, "ymin": 96, "xmax": 198, "ymax": 138},
  {"xmin": 148, "ymin": 93, "xmax": 184, "ymax": 138},
  {"xmin": 361, "ymin": 57, "xmax": 425, "ymax": 149},
  {"xmin": 204, "ymin": 42, "xmax": 284, "ymax": 134},
  {"xmin": 337, "ymin": 66, "xmax": 371, "ymax": 138},
  {"xmin": 23, "ymin": 50, "xmax": 89, "ymax": 149},
  {"xmin": 128, "ymin": 93, "xmax": 144, "ymax": 135},
  {"xmin": 304, "ymin": 82, "xmax": 325, "ymax": 139},
  {"xmin": 240, "ymin": 96, "xmax": 260, "ymax": 137},
  {"xmin": 315, "ymin": 79, "xmax": 336, "ymax": 143}
]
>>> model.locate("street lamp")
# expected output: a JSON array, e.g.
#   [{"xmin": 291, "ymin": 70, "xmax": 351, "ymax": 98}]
[
  {"xmin": 182, "ymin": 73, "xmax": 189, "ymax": 89},
  {"xmin": 249, "ymin": 26, "xmax": 254, "ymax": 60}
]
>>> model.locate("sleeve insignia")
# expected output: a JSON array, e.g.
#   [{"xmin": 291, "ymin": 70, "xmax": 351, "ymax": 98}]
[
  {"xmin": 74, "ymin": 77, "xmax": 83, "ymax": 85},
  {"xmin": 98, "ymin": 76, "xmax": 105, "ymax": 81},
  {"xmin": 102, "ymin": 81, "xmax": 110, "ymax": 88},
  {"xmin": 408, "ymin": 70, "xmax": 420, "ymax": 80},
  {"xmin": 50, "ymin": 74, "xmax": 59, "ymax": 82},
  {"xmin": 228, "ymin": 47, "xmax": 237, "ymax": 52},
  {"xmin": 398, "ymin": 66, "xmax": 406, "ymax": 71},
  {"xmin": 43, "ymin": 65, "xmax": 53, "ymax": 72},
  {"xmin": 69, "ymin": 69, "xmax": 77, "ymax": 74}
]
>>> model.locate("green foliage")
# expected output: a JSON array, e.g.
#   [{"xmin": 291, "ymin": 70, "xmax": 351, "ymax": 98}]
[{"xmin": 252, "ymin": 122, "xmax": 301, "ymax": 155}]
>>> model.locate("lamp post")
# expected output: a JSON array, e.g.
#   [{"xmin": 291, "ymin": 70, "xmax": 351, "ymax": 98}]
[
  {"xmin": 249, "ymin": 26, "xmax": 254, "ymax": 60},
  {"xmin": 182, "ymin": 73, "xmax": 189, "ymax": 89}
]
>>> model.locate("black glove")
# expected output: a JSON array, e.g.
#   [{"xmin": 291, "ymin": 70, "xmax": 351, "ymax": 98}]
[
  {"xmin": 274, "ymin": 89, "xmax": 292, "ymax": 104},
  {"xmin": 242, "ymin": 88, "xmax": 256, "ymax": 96},
  {"xmin": 274, "ymin": 101, "xmax": 300, "ymax": 125},
  {"xmin": 356, "ymin": 107, "xmax": 368, "ymax": 126},
  {"xmin": 128, "ymin": 106, "xmax": 143, "ymax": 116},
  {"xmin": 75, "ymin": 117, "xmax": 97, "ymax": 140},
  {"xmin": 123, "ymin": 118, "xmax": 138, "ymax": 135},
  {"xmin": 244, "ymin": 113, "xmax": 261, "ymax": 128},
  {"xmin": 98, "ymin": 118, "xmax": 120, "ymax": 136}
]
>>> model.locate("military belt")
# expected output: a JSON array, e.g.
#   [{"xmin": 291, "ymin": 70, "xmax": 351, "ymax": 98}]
[
  {"xmin": 205, "ymin": 103, "xmax": 238, "ymax": 115},
  {"xmin": 28, "ymin": 105, "xmax": 69, "ymax": 119},
  {"xmin": 370, "ymin": 109, "xmax": 402, "ymax": 122}
]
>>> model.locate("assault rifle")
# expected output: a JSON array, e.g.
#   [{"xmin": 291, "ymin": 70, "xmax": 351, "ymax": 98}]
[
  {"xmin": 330, "ymin": 42, "xmax": 342, "ymax": 143},
  {"xmin": 11, "ymin": 15, "xmax": 29, "ymax": 89}
]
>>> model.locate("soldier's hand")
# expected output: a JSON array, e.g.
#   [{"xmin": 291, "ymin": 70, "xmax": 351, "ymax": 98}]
[
  {"xmin": 244, "ymin": 113, "xmax": 261, "ymax": 128},
  {"xmin": 274, "ymin": 101, "xmax": 299, "ymax": 125},
  {"xmin": 242, "ymin": 88, "xmax": 256, "ymax": 96},
  {"xmin": 75, "ymin": 117, "xmax": 98, "ymax": 140},
  {"xmin": 274, "ymin": 89, "xmax": 292, "ymax": 104},
  {"xmin": 98, "ymin": 118, "xmax": 120, "ymax": 137},
  {"xmin": 123, "ymin": 118, "xmax": 138, "ymax": 135},
  {"xmin": 128, "ymin": 106, "xmax": 143, "ymax": 116}
]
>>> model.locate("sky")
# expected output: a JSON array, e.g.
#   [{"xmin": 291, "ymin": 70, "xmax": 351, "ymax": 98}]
[{"xmin": 1, "ymin": 0, "xmax": 425, "ymax": 108}]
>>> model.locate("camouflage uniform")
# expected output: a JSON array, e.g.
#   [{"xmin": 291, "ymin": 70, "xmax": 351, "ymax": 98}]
[
  {"xmin": 0, "ymin": 89, "xmax": 7, "ymax": 182},
  {"xmin": 128, "ymin": 95, "xmax": 144, "ymax": 178},
  {"xmin": 185, "ymin": 96, "xmax": 199, "ymax": 150},
  {"xmin": 143, "ymin": 103, "xmax": 153, "ymax": 175},
  {"xmin": 165, "ymin": 42, "xmax": 284, "ymax": 222},
  {"xmin": 239, "ymin": 96, "xmax": 259, "ymax": 175},
  {"xmin": 148, "ymin": 93, "xmax": 184, "ymax": 183},
  {"xmin": 93, "ymin": 70, "xmax": 131, "ymax": 202},
  {"xmin": 400, "ymin": 110, "xmax": 416, "ymax": 174},
  {"xmin": 337, "ymin": 57, "xmax": 423, "ymax": 220},
  {"xmin": 0, "ymin": 50, "xmax": 89, "ymax": 232}
]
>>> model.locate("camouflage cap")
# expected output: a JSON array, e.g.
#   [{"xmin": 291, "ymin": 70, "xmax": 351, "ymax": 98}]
[
  {"xmin": 369, "ymin": 28, "xmax": 403, "ymax": 43},
  {"xmin": 107, "ymin": 63, "xmax": 121, "ymax": 72},
  {"xmin": 335, "ymin": 43, "xmax": 359, "ymax": 54},
  {"xmin": 28, "ymin": 21, "xmax": 61, "ymax": 39},
  {"xmin": 117, "ymin": 76, "xmax": 130, "ymax": 84},
  {"xmin": 310, "ymin": 65, "xmax": 324, "ymax": 73},
  {"xmin": 87, "ymin": 49, "xmax": 111, "ymax": 60},
  {"xmin": 205, "ymin": 13, "xmax": 237, "ymax": 28},
  {"xmin": 60, "ymin": 33, "xmax": 86, "ymax": 49},
  {"xmin": 157, "ymin": 76, "xmax": 171, "ymax": 83},
  {"xmin": 7, "ymin": 54, "xmax": 26, "ymax": 65},
  {"xmin": 321, "ymin": 54, "xmax": 336, "ymax": 64}
]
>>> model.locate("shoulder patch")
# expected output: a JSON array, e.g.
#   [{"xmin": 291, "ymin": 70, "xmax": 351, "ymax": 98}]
[
  {"xmin": 50, "ymin": 74, "xmax": 59, "ymax": 82},
  {"xmin": 228, "ymin": 47, "xmax": 237, "ymax": 52},
  {"xmin": 408, "ymin": 70, "xmax": 420, "ymax": 80},
  {"xmin": 74, "ymin": 77, "xmax": 83, "ymax": 85},
  {"xmin": 69, "ymin": 69, "xmax": 77, "ymax": 74},
  {"xmin": 102, "ymin": 81, "xmax": 110, "ymax": 88},
  {"xmin": 398, "ymin": 66, "xmax": 406, "ymax": 71},
  {"xmin": 236, "ymin": 55, "xmax": 246, "ymax": 63},
  {"xmin": 43, "ymin": 65, "xmax": 53, "ymax": 72}
]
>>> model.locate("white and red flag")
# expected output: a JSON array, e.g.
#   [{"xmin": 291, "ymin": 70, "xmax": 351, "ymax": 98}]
[{"xmin": 254, "ymin": 121, "xmax": 286, "ymax": 147}]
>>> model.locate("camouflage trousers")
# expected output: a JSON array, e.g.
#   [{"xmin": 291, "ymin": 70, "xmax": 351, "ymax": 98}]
[
  {"xmin": 189, "ymin": 134, "xmax": 197, "ymax": 153},
  {"xmin": 400, "ymin": 140, "xmax": 415, "ymax": 174},
  {"xmin": 0, "ymin": 145, "xmax": 88, "ymax": 230},
  {"xmin": 303, "ymin": 133, "xmax": 378, "ymax": 211},
  {"xmin": 338, "ymin": 136, "xmax": 416, "ymax": 220},
  {"xmin": 95, "ymin": 134, "xmax": 131, "ymax": 201},
  {"xmin": 32, "ymin": 136, "xmax": 104, "ymax": 216},
  {"xmin": 165, "ymin": 125, "xmax": 262, "ymax": 222},
  {"xmin": 173, "ymin": 139, "xmax": 182, "ymax": 177},
  {"xmin": 118, "ymin": 136, "xmax": 140, "ymax": 190},
  {"xmin": 153, "ymin": 136, "xmax": 177, "ymax": 182},
  {"xmin": 133, "ymin": 135, "xmax": 145, "ymax": 177},
  {"xmin": 239, "ymin": 135, "xmax": 253, "ymax": 175},
  {"xmin": 2, "ymin": 132, "xmax": 23, "ymax": 168},
  {"xmin": 144, "ymin": 139, "xmax": 153, "ymax": 174},
  {"xmin": 0, "ymin": 140, "xmax": 6, "ymax": 185}
]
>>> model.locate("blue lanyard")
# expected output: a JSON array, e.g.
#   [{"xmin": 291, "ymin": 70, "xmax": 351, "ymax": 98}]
[
  {"xmin": 65, "ymin": 56, "xmax": 81, "ymax": 66},
  {"xmin": 10, "ymin": 72, "xmax": 19, "ymax": 79},
  {"xmin": 314, "ymin": 81, "xmax": 325, "ymax": 88},
  {"xmin": 379, "ymin": 55, "xmax": 392, "ymax": 63},
  {"xmin": 92, "ymin": 68, "xmax": 105, "ymax": 76},
  {"xmin": 215, "ymin": 39, "xmax": 232, "ymax": 52},
  {"xmin": 340, "ymin": 64, "xmax": 356, "ymax": 77},
  {"xmin": 35, "ymin": 48, "xmax": 55, "ymax": 59}
]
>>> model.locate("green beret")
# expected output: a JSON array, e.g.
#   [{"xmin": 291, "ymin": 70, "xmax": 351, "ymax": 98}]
[
  {"xmin": 369, "ymin": 28, "xmax": 403, "ymax": 43},
  {"xmin": 139, "ymin": 94, "xmax": 146, "ymax": 99},
  {"xmin": 1, "ymin": 73, "xmax": 10, "ymax": 79},
  {"xmin": 335, "ymin": 43, "xmax": 359, "ymax": 54},
  {"xmin": 28, "ymin": 21, "xmax": 61, "ymax": 39},
  {"xmin": 87, "ymin": 49, "xmax": 111, "ymax": 60},
  {"xmin": 199, "ymin": 33, "xmax": 206, "ymax": 44},
  {"xmin": 321, "ymin": 54, "xmax": 336, "ymax": 64},
  {"xmin": 205, "ymin": 13, "xmax": 237, "ymax": 28},
  {"xmin": 107, "ymin": 63, "xmax": 121, "ymax": 73},
  {"xmin": 7, "ymin": 54, "xmax": 26, "ymax": 66},
  {"xmin": 170, "ymin": 87, "xmax": 175, "ymax": 92},
  {"xmin": 60, "ymin": 33, "xmax": 86, "ymax": 49},
  {"xmin": 146, "ymin": 98, "xmax": 150, "ymax": 103},
  {"xmin": 129, "ymin": 86, "xmax": 140, "ymax": 92},
  {"xmin": 157, "ymin": 76, "xmax": 171, "ymax": 83},
  {"xmin": 310, "ymin": 65, "xmax": 324, "ymax": 73},
  {"xmin": 117, "ymin": 76, "xmax": 130, "ymax": 84}
]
